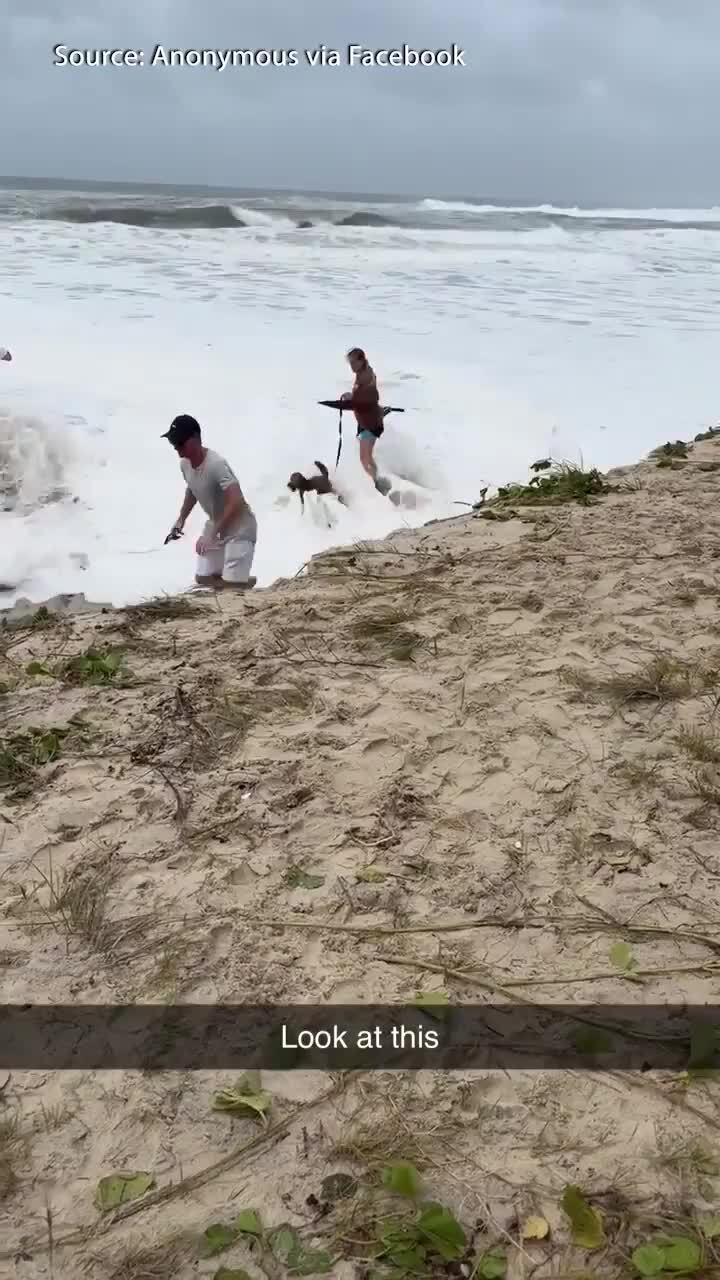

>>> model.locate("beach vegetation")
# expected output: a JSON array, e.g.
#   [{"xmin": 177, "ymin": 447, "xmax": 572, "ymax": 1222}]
[
  {"xmin": 331, "ymin": 1083, "xmax": 463, "ymax": 1175},
  {"xmin": 121, "ymin": 594, "xmax": 212, "ymax": 626},
  {"xmin": 0, "ymin": 1113, "xmax": 26, "ymax": 1202},
  {"xmin": 211, "ymin": 677, "xmax": 318, "ymax": 746},
  {"xmin": 198, "ymin": 1209, "xmax": 332, "ymax": 1274},
  {"xmin": 677, "ymin": 724, "xmax": 720, "ymax": 764},
  {"xmin": 689, "ymin": 768, "xmax": 720, "ymax": 806},
  {"xmin": 211, "ymin": 1074, "xmax": 272, "ymax": 1123},
  {"xmin": 26, "ymin": 647, "xmax": 131, "ymax": 685},
  {"xmin": 37, "ymin": 1102, "xmax": 74, "ymax": 1134},
  {"xmin": 565, "ymin": 654, "xmax": 707, "ymax": 703},
  {"xmin": 29, "ymin": 855, "xmax": 156, "ymax": 958},
  {"xmin": 0, "ymin": 716, "xmax": 93, "ymax": 799},
  {"xmin": 494, "ymin": 462, "xmax": 611, "ymax": 506},
  {"xmin": 284, "ymin": 865, "xmax": 325, "ymax": 889},
  {"xmin": 100, "ymin": 1236, "xmax": 194, "ymax": 1280},
  {"xmin": 651, "ymin": 440, "xmax": 690, "ymax": 464},
  {"xmin": 0, "ymin": 604, "xmax": 61, "ymax": 634},
  {"xmin": 613, "ymin": 756, "xmax": 661, "ymax": 788},
  {"xmin": 95, "ymin": 1171, "xmax": 156, "ymax": 1214},
  {"xmin": 57, "ymin": 648, "xmax": 129, "ymax": 684},
  {"xmin": 349, "ymin": 605, "xmax": 423, "ymax": 662},
  {"xmin": 0, "ymin": 724, "xmax": 68, "ymax": 796}
]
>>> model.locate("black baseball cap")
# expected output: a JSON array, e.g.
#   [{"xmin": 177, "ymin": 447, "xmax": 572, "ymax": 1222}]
[{"xmin": 162, "ymin": 414, "xmax": 201, "ymax": 448}]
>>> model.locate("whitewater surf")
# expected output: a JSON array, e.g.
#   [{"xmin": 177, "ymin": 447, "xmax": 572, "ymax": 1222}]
[{"xmin": 3, "ymin": 180, "xmax": 720, "ymax": 607}]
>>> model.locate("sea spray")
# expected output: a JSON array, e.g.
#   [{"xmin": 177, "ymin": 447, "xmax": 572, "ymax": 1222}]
[{"xmin": 0, "ymin": 409, "xmax": 72, "ymax": 512}]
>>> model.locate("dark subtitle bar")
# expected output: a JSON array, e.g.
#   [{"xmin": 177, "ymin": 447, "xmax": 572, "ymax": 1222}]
[{"xmin": 1, "ymin": 1004, "xmax": 719, "ymax": 1070}]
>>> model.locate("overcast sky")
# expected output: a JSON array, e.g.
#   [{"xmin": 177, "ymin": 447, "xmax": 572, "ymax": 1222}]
[{"xmin": 2, "ymin": 0, "xmax": 719, "ymax": 204}]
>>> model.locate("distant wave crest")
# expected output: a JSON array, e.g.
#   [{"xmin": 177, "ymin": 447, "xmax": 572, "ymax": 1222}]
[
  {"xmin": 420, "ymin": 198, "xmax": 720, "ymax": 231},
  {"xmin": 45, "ymin": 203, "xmax": 245, "ymax": 229}
]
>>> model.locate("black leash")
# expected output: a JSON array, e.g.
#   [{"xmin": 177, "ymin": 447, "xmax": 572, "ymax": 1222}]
[{"xmin": 335, "ymin": 408, "xmax": 343, "ymax": 467}]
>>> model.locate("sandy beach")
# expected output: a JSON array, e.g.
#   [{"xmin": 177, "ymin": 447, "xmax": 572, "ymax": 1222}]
[{"xmin": 3, "ymin": 435, "xmax": 720, "ymax": 1278}]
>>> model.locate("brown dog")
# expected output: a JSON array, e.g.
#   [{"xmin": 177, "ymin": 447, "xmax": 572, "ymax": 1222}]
[{"xmin": 287, "ymin": 461, "xmax": 344, "ymax": 509}]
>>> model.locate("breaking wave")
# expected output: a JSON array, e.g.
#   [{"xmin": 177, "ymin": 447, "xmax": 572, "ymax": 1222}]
[
  {"xmin": 335, "ymin": 211, "xmax": 396, "ymax": 227},
  {"xmin": 39, "ymin": 203, "xmax": 398, "ymax": 231},
  {"xmin": 8, "ymin": 192, "xmax": 720, "ymax": 235},
  {"xmin": 230, "ymin": 204, "xmax": 291, "ymax": 228},
  {"xmin": 44, "ymin": 203, "xmax": 245, "ymax": 229}
]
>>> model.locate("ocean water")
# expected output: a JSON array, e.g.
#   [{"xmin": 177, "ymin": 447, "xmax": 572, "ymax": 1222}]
[{"xmin": 2, "ymin": 179, "xmax": 720, "ymax": 607}]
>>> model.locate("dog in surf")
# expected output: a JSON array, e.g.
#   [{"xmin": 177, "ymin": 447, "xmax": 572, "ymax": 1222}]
[{"xmin": 287, "ymin": 461, "xmax": 346, "ymax": 509}]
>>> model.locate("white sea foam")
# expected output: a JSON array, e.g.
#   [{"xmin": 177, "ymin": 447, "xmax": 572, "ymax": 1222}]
[
  {"xmin": 2, "ymin": 192, "xmax": 720, "ymax": 607},
  {"xmin": 420, "ymin": 198, "xmax": 720, "ymax": 221},
  {"xmin": 230, "ymin": 204, "xmax": 294, "ymax": 228}
]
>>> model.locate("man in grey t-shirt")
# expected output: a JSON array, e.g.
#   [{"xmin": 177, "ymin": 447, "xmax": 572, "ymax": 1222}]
[{"xmin": 163, "ymin": 415, "xmax": 257, "ymax": 589}]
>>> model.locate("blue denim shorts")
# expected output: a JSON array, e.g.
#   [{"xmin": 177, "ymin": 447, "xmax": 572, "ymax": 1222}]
[{"xmin": 358, "ymin": 430, "xmax": 378, "ymax": 443}]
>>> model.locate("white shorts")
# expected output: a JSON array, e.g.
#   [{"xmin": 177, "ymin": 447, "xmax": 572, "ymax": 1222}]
[{"xmin": 196, "ymin": 517, "xmax": 257, "ymax": 584}]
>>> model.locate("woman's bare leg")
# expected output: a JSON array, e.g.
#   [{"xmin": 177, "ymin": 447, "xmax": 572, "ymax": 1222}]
[{"xmin": 359, "ymin": 436, "xmax": 377, "ymax": 481}]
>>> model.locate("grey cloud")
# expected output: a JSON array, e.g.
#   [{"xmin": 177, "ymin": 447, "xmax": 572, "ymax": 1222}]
[{"xmin": 1, "ymin": 0, "xmax": 719, "ymax": 203}]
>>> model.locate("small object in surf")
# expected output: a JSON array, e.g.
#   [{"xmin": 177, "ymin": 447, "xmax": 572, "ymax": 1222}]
[
  {"xmin": 288, "ymin": 461, "xmax": 345, "ymax": 510},
  {"xmin": 164, "ymin": 525, "xmax": 183, "ymax": 544},
  {"xmin": 0, "ymin": 348, "xmax": 11, "ymax": 362},
  {"xmin": 530, "ymin": 458, "xmax": 552, "ymax": 473}
]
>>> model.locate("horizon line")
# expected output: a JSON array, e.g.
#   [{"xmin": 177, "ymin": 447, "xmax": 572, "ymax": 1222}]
[{"xmin": 0, "ymin": 172, "xmax": 638, "ymax": 208}]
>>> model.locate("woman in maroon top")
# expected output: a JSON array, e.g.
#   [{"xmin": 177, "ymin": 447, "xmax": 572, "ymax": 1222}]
[{"xmin": 341, "ymin": 347, "xmax": 387, "ymax": 487}]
